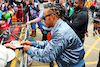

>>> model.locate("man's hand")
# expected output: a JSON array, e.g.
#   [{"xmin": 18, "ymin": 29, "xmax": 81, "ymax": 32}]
[
  {"xmin": 21, "ymin": 40, "xmax": 32, "ymax": 46},
  {"xmin": 26, "ymin": 1, "xmax": 29, "ymax": 6},
  {"xmin": 85, "ymin": 32, "xmax": 88, "ymax": 37},
  {"xmin": 26, "ymin": 21, "xmax": 31, "ymax": 25},
  {"xmin": 4, "ymin": 43, "xmax": 16, "ymax": 49},
  {"xmin": 23, "ymin": 45, "xmax": 31, "ymax": 53}
]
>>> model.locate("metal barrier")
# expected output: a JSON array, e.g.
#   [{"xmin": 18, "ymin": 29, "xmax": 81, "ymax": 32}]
[
  {"xmin": 0, "ymin": 7, "xmax": 32, "ymax": 67},
  {"xmin": 19, "ymin": 13, "xmax": 32, "ymax": 67}
]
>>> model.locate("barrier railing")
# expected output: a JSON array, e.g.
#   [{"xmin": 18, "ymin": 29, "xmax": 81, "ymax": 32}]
[
  {"xmin": 19, "ymin": 13, "xmax": 31, "ymax": 67},
  {"xmin": 13, "ymin": 8, "xmax": 26, "ymax": 23},
  {"xmin": 0, "ymin": 7, "xmax": 31, "ymax": 67}
]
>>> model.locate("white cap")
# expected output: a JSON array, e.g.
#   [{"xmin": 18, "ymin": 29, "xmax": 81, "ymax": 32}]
[{"xmin": 0, "ymin": 45, "xmax": 15, "ymax": 67}]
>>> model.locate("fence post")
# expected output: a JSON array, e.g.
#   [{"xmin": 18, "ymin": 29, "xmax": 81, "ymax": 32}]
[{"xmin": 19, "ymin": 13, "xmax": 30, "ymax": 67}]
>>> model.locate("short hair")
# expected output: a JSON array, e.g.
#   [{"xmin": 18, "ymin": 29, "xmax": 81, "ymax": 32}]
[{"xmin": 79, "ymin": 0, "xmax": 85, "ymax": 4}]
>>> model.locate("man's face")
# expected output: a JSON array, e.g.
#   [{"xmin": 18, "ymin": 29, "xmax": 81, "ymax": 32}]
[
  {"xmin": 43, "ymin": 11, "xmax": 52, "ymax": 27},
  {"xmin": 74, "ymin": 0, "xmax": 81, "ymax": 11}
]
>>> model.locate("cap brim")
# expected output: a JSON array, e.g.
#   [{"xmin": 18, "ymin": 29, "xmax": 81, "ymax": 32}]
[{"xmin": 6, "ymin": 49, "xmax": 15, "ymax": 62}]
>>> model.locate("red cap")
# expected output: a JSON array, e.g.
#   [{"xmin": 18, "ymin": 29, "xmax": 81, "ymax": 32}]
[{"xmin": 1, "ymin": 22, "xmax": 8, "ymax": 31}]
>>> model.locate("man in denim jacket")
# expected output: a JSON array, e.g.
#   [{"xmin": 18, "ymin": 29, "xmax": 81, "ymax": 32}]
[{"xmin": 21, "ymin": 6, "xmax": 85, "ymax": 67}]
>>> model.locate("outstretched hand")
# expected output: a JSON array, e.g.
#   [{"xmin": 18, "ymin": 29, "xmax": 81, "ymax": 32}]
[
  {"xmin": 26, "ymin": 21, "xmax": 31, "ymax": 25},
  {"xmin": 21, "ymin": 40, "xmax": 32, "ymax": 46},
  {"xmin": 4, "ymin": 43, "xmax": 16, "ymax": 50}
]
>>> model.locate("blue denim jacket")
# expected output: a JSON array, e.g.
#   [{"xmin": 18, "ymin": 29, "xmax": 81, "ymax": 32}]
[{"xmin": 28, "ymin": 18, "xmax": 85, "ymax": 67}]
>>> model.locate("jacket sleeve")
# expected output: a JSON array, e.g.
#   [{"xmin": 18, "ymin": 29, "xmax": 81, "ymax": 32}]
[
  {"xmin": 85, "ymin": 13, "xmax": 89, "ymax": 32},
  {"xmin": 35, "ymin": 40, "xmax": 49, "ymax": 49},
  {"xmin": 28, "ymin": 32, "xmax": 67, "ymax": 63},
  {"xmin": 66, "ymin": 13, "xmax": 87, "ymax": 30}
]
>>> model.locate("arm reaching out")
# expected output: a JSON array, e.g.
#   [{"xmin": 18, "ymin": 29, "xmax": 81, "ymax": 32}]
[{"xmin": 26, "ymin": 17, "xmax": 42, "ymax": 25}]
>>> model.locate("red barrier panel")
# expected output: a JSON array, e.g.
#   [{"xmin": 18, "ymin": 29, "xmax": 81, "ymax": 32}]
[
  {"xmin": 13, "ymin": 8, "xmax": 26, "ymax": 23},
  {"xmin": 7, "ymin": 26, "xmax": 21, "ymax": 43}
]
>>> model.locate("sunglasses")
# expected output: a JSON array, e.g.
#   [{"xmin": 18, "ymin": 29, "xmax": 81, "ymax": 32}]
[{"xmin": 43, "ymin": 14, "xmax": 52, "ymax": 20}]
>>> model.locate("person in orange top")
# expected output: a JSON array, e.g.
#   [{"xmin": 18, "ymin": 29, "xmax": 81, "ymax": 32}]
[{"xmin": 87, "ymin": 1, "xmax": 92, "ymax": 8}]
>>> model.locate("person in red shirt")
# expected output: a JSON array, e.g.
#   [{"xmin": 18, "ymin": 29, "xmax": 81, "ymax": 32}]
[{"xmin": 92, "ymin": 0, "xmax": 96, "ymax": 5}]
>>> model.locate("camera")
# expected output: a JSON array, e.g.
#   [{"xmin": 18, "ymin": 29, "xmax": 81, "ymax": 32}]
[
  {"xmin": 90, "ymin": 5, "xmax": 100, "ymax": 22},
  {"xmin": 90, "ymin": 5, "xmax": 100, "ymax": 12},
  {"xmin": 90, "ymin": 5, "xmax": 100, "ymax": 34}
]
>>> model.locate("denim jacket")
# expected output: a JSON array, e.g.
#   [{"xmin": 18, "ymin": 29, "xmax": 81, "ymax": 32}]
[{"xmin": 28, "ymin": 18, "xmax": 85, "ymax": 67}]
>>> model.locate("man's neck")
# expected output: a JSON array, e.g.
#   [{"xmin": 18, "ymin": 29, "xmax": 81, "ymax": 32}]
[{"xmin": 53, "ymin": 18, "xmax": 59, "ymax": 27}]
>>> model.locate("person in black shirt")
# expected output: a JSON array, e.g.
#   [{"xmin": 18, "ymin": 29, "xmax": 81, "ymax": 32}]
[{"xmin": 66, "ymin": 0, "xmax": 88, "ymax": 43}]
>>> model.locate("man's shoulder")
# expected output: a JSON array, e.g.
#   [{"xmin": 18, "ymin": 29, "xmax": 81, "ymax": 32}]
[
  {"xmin": 56, "ymin": 21, "xmax": 75, "ymax": 34},
  {"xmin": 80, "ymin": 7, "xmax": 88, "ymax": 14},
  {"xmin": 76, "ymin": 10, "xmax": 88, "ymax": 18}
]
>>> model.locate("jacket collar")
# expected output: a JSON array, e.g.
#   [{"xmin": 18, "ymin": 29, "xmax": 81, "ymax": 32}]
[
  {"xmin": 74, "ymin": 7, "xmax": 87, "ymax": 13},
  {"xmin": 51, "ymin": 18, "xmax": 62, "ymax": 33}
]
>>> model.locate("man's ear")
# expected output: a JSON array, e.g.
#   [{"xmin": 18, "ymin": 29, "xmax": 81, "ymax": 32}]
[{"xmin": 80, "ymin": 2, "xmax": 84, "ymax": 8}]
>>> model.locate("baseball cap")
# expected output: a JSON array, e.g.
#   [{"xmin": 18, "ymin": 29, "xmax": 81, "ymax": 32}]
[{"xmin": 0, "ymin": 45, "xmax": 15, "ymax": 67}]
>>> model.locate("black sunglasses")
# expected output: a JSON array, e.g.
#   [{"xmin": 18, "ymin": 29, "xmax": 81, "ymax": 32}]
[{"xmin": 43, "ymin": 14, "xmax": 52, "ymax": 20}]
